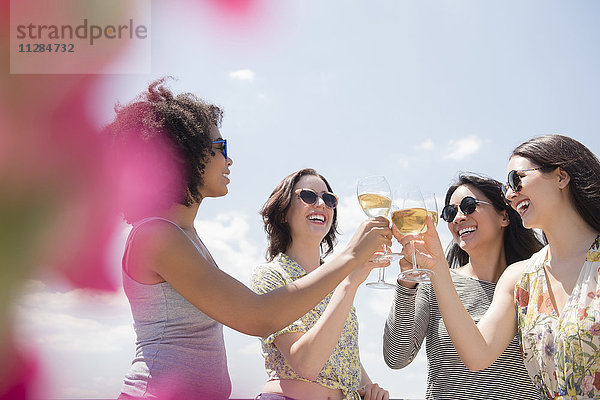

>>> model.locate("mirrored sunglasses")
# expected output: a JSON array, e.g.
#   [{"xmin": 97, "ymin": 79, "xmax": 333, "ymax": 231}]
[
  {"xmin": 211, "ymin": 138, "xmax": 228, "ymax": 159},
  {"xmin": 441, "ymin": 196, "xmax": 493, "ymax": 222},
  {"xmin": 501, "ymin": 167, "xmax": 542, "ymax": 196},
  {"xmin": 295, "ymin": 188, "xmax": 338, "ymax": 209}
]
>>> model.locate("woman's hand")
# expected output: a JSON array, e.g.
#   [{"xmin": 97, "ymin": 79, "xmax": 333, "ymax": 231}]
[
  {"xmin": 344, "ymin": 217, "xmax": 392, "ymax": 265},
  {"xmin": 389, "ymin": 224, "xmax": 417, "ymax": 288},
  {"xmin": 345, "ymin": 258, "xmax": 390, "ymax": 287},
  {"xmin": 392, "ymin": 216, "xmax": 447, "ymax": 279},
  {"xmin": 358, "ymin": 382, "xmax": 390, "ymax": 400}
]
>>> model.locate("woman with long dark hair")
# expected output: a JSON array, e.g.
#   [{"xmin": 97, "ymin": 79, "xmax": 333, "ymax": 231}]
[
  {"xmin": 397, "ymin": 135, "xmax": 600, "ymax": 399},
  {"xmin": 384, "ymin": 173, "xmax": 542, "ymax": 399}
]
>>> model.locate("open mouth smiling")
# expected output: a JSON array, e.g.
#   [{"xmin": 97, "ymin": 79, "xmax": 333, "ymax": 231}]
[
  {"xmin": 516, "ymin": 200, "xmax": 530, "ymax": 216},
  {"xmin": 458, "ymin": 226, "xmax": 476, "ymax": 237},
  {"xmin": 307, "ymin": 213, "xmax": 326, "ymax": 224}
]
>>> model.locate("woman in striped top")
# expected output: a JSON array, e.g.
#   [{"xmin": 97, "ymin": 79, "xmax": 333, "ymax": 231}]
[
  {"xmin": 383, "ymin": 173, "xmax": 542, "ymax": 399},
  {"xmin": 395, "ymin": 135, "xmax": 600, "ymax": 399}
]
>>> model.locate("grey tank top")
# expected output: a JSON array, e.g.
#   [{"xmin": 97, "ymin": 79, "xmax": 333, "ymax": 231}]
[{"xmin": 119, "ymin": 217, "xmax": 231, "ymax": 400}]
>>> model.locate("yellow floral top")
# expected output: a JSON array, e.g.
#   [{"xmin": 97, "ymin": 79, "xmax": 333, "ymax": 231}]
[
  {"xmin": 515, "ymin": 235, "xmax": 600, "ymax": 400},
  {"xmin": 250, "ymin": 253, "xmax": 361, "ymax": 400}
]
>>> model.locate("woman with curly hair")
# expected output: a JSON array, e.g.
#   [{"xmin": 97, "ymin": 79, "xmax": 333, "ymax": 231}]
[
  {"xmin": 396, "ymin": 135, "xmax": 600, "ymax": 399},
  {"xmin": 107, "ymin": 79, "xmax": 391, "ymax": 400},
  {"xmin": 251, "ymin": 169, "xmax": 389, "ymax": 400}
]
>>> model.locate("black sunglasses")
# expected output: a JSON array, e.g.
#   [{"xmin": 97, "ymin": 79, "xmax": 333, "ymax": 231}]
[
  {"xmin": 295, "ymin": 188, "xmax": 338, "ymax": 209},
  {"xmin": 212, "ymin": 138, "xmax": 228, "ymax": 159},
  {"xmin": 441, "ymin": 196, "xmax": 493, "ymax": 222},
  {"xmin": 501, "ymin": 167, "xmax": 542, "ymax": 196}
]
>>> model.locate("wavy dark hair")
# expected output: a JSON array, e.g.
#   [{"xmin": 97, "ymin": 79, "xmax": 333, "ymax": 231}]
[
  {"xmin": 105, "ymin": 77, "xmax": 223, "ymax": 223},
  {"xmin": 511, "ymin": 134, "xmax": 600, "ymax": 232},
  {"xmin": 445, "ymin": 173, "xmax": 544, "ymax": 268},
  {"xmin": 261, "ymin": 169, "xmax": 339, "ymax": 261}
]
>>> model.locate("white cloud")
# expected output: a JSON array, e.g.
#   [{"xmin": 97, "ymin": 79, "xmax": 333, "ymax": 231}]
[
  {"xmin": 237, "ymin": 339, "xmax": 262, "ymax": 356},
  {"xmin": 12, "ymin": 282, "xmax": 135, "ymax": 398},
  {"xmin": 228, "ymin": 69, "xmax": 255, "ymax": 81},
  {"xmin": 14, "ymin": 284, "xmax": 134, "ymax": 353},
  {"xmin": 415, "ymin": 139, "xmax": 435, "ymax": 151},
  {"xmin": 335, "ymin": 195, "xmax": 369, "ymax": 246},
  {"xmin": 443, "ymin": 135, "xmax": 482, "ymax": 160},
  {"xmin": 195, "ymin": 211, "xmax": 263, "ymax": 282},
  {"xmin": 17, "ymin": 280, "xmax": 129, "ymax": 312},
  {"xmin": 367, "ymin": 290, "xmax": 396, "ymax": 318},
  {"xmin": 396, "ymin": 157, "xmax": 410, "ymax": 169}
]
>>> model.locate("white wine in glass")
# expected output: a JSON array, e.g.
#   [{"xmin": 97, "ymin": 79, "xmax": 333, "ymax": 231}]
[
  {"xmin": 358, "ymin": 193, "xmax": 392, "ymax": 218},
  {"xmin": 395, "ymin": 186, "xmax": 434, "ymax": 283},
  {"xmin": 423, "ymin": 192, "xmax": 439, "ymax": 229},
  {"xmin": 356, "ymin": 176, "xmax": 399, "ymax": 289},
  {"xmin": 428, "ymin": 210, "xmax": 439, "ymax": 226},
  {"xmin": 391, "ymin": 207, "xmax": 428, "ymax": 234}
]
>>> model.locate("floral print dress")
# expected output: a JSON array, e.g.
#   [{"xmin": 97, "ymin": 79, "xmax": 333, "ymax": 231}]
[
  {"xmin": 515, "ymin": 235, "xmax": 600, "ymax": 399},
  {"xmin": 250, "ymin": 253, "xmax": 362, "ymax": 400}
]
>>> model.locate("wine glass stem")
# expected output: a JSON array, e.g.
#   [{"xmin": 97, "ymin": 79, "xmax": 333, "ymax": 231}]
[
  {"xmin": 410, "ymin": 240, "xmax": 418, "ymax": 271},
  {"xmin": 378, "ymin": 266, "xmax": 386, "ymax": 283}
]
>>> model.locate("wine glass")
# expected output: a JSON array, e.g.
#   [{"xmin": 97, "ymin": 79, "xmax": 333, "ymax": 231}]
[
  {"xmin": 423, "ymin": 192, "xmax": 439, "ymax": 230},
  {"xmin": 356, "ymin": 176, "xmax": 400, "ymax": 289},
  {"xmin": 394, "ymin": 186, "xmax": 434, "ymax": 283}
]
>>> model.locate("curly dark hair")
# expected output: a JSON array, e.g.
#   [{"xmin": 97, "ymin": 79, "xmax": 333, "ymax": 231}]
[
  {"xmin": 445, "ymin": 173, "xmax": 544, "ymax": 268},
  {"xmin": 511, "ymin": 134, "xmax": 600, "ymax": 233},
  {"xmin": 105, "ymin": 77, "xmax": 223, "ymax": 223},
  {"xmin": 261, "ymin": 169, "xmax": 339, "ymax": 261}
]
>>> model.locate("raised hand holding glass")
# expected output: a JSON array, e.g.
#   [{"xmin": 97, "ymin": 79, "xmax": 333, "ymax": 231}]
[
  {"xmin": 356, "ymin": 176, "xmax": 400, "ymax": 289},
  {"xmin": 395, "ymin": 186, "xmax": 434, "ymax": 283}
]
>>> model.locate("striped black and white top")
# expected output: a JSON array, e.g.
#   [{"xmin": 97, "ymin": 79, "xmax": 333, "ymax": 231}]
[{"xmin": 383, "ymin": 270, "xmax": 541, "ymax": 400}]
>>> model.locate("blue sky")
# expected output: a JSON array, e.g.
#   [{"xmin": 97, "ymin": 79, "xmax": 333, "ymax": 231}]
[{"xmin": 14, "ymin": 1, "xmax": 600, "ymax": 398}]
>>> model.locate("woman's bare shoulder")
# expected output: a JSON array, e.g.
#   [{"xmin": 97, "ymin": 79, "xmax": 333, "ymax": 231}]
[{"xmin": 497, "ymin": 259, "xmax": 531, "ymax": 290}]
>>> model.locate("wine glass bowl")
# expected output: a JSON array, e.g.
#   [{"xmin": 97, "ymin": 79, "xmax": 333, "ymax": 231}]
[
  {"xmin": 391, "ymin": 207, "xmax": 428, "ymax": 235},
  {"xmin": 356, "ymin": 176, "xmax": 398, "ymax": 289},
  {"xmin": 395, "ymin": 186, "xmax": 434, "ymax": 283},
  {"xmin": 423, "ymin": 192, "xmax": 439, "ymax": 230},
  {"xmin": 357, "ymin": 193, "xmax": 392, "ymax": 219}
]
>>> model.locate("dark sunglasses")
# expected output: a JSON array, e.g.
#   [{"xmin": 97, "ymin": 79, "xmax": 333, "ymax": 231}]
[
  {"xmin": 501, "ymin": 167, "xmax": 542, "ymax": 196},
  {"xmin": 295, "ymin": 188, "xmax": 338, "ymax": 209},
  {"xmin": 441, "ymin": 196, "xmax": 493, "ymax": 222},
  {"xmin": 212, "ymin": 139, "xmax": 228, "ymax": 159}
]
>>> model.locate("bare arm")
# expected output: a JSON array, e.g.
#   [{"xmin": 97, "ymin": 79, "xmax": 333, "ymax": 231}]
[
  {"xmin": 272, "ymin": 275, "xmax": 360, "ymax": 381},
  {"xmin": 128, "ymin": 218, "xmax": 391, "ymax": 337},
  {"xmin": 360, "ymin": 364, "xmax": 371, "ymax": 386},
  {"xmin": 396, "ymin": 216, "xmax": 522, "ymax": 370},
  {"xmin": 359, "ymin": 363, "xmax": 389, "ymax": 400}
]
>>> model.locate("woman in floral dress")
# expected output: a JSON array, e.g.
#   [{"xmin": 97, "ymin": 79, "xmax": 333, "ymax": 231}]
[
  {"xmin": 395, "ymin": 135, "xmax": 600, "ymax": 399},
  {"xmin": 251, "ymin": 169, "xmax": 390, "ymax": 400}
]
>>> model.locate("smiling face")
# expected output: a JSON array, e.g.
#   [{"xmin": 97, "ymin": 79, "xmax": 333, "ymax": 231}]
[
  {"xmin": 447, "ymin": 184, "xmax": 508, "ymax": 254},
  {"xmin": 285, "ymin": 175, "xmax": 335, "ymax": 246},
  {"xmin": 504, "ymin": 155, "xmax": 560, "ymax": 230},
  {"xmin": 197, "ymin": 125, "xmax": 233, "ymax": 199}
]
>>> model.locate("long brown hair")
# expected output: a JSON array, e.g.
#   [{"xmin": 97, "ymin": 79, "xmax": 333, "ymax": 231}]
[
  {"xmin": 511, "ymin": 134, "xmax": 600, "ymax": 232},
  {"xmin": 261, "ymin": 169, "xmax": 339, "ymax": 261},
  {"xmin": 445, "ymin": 173, "xmax": 544, "ymax": 268}
]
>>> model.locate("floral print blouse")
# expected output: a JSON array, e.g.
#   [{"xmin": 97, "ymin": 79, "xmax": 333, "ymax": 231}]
[
  {"xmin": 250, "ymin": 253, "xmax": 361, "ymax": 400},
  {"xmin": 514, "ymin": 235, "xmax": 600, "ymax": 399}
]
